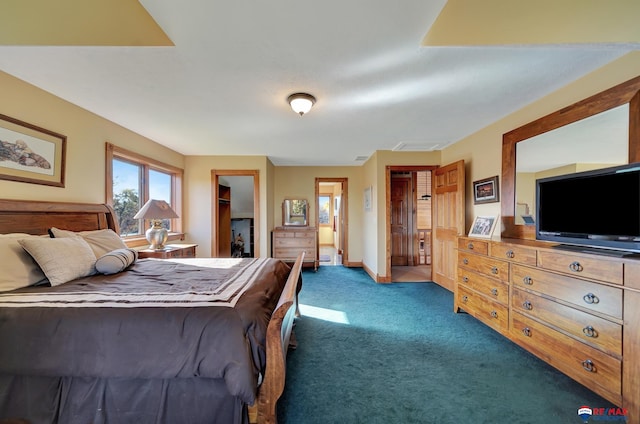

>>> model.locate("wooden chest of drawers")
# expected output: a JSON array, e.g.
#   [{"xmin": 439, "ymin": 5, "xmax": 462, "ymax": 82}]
[
  {"xmin": 456, "ymin": 236, "xmax": 632, "ymax": 408},
  {"xmin": 272, "ymin": 227, "xmax": 318, "ymax": 270}
]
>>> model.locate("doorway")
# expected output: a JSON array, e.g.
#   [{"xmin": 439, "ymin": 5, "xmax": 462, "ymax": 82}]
[
  {"xmin": 315, "ymin": 178, "xmax": 348, "ymax": 266},
  {"xmin": 211, "ymin": 170, "xmax": 260, "ymax": 258},
  {"xmin": 387, "ymin": 166, "xmax": 435, "ymax": 282}
]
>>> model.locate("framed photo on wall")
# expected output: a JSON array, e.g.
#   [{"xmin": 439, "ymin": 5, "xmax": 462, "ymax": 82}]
[
  {"xmin": 468, "ymin": 215, "xmax": 499, "ymax": 239},
  {"xmin": 363, "ymin": 185, "xmax": 372, "ymax": 212},
  {"xmin": 0, "ymin": 113, "xmax": 66, "ymax": 187},
  {"xmin": 473, "ymin": 175, "xmax": 499, "ymax": 204}
]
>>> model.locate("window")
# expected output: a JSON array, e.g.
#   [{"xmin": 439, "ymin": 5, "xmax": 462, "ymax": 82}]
[
  {"xmin": 106, "ymin": 143, "xmax": 183, "ymax": 243},
  {"xmin": 318, "ymin": 195, "xmax": 332, "ymax": 226}
]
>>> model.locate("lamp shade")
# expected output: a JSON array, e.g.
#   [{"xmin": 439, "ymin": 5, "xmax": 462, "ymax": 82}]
[
  {"xmin": 133, "ymin": 199, "xmax": 179, "ymax": 220},
  {"xmin": 287, "ymin": 93, "xmax": 316, "ymax": 116}
]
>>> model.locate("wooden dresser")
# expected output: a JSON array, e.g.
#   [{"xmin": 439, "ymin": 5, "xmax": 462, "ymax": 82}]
[
  {"xmin": 272, "ymin": 227, "xmax": 318, "ymax": 270},
  {"xmin": 456, "ymin": 236, "xmax": 640, "ymax": 421}
]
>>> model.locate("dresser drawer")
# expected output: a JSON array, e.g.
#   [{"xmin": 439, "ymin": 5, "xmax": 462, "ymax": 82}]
[
  {"xmin": 512, "ymin": 312, "xmax": 621, "ymax": 404},
  {"xmin": 490, "ymin": 243, "xmax": 537, "ymax": 266},
  {"xmin": 457, "ymin": 268, "xmax": 509, "ymax": 305},
  {"xmin": 457, "ymin": 285, "xmax": 508, "ymax": 332},
  {"xmin": 457, "ymin": 238, "xmax": 488, "ymax": 255},
  {"xmin": 511, "ymin": 264, "xmax": 622, "ymax": 320},
  {"xmin": 538, "ymin": 250, "xmax": 623, "ymax": 285},
  {"xmin": 458, "ymin": 252, "xmax": 509, "ymax": 282},
  {"xmin": 274, "ymin": 236, "xmax": 315, "ymax": 248},
  {"xmin": 274, "ymin": 247, "xmax": 315, "ymax": 259},
  {"xmin": 512, "ymin": 287, "xmax": 622, "ymax": 357}
]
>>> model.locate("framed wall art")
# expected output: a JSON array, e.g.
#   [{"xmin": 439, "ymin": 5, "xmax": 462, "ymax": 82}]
[
  {"xmin": 0, "ymin": 113, "xmax": 66, "ymax": 187},
  {"xmin": 363, "ymin": 185, "xmax": 372, "ymax": 212},
  {"xmin": 468, "ymin": 215, "xmax": 499, "ymax": 239},
  {"xmin": 473, "ymin": 175, "xmax": 499, "ymax": 204}
]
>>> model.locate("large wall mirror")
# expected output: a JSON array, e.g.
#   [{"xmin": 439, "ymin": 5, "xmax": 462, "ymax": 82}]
[{"xmin": 502, "ymin": 76, "xmax": 640, "ymax": 239}]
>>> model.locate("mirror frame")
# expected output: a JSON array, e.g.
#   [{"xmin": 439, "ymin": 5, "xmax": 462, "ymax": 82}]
[
  {"xmin": 282, "ymin": 198, "xmax": 309, "ymax": 227},
  {"xmin": 501, "ymin": 75, "xmax": 640, "ymax": 239}
]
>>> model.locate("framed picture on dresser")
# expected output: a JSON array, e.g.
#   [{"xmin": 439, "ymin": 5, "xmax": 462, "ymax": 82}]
[{"xmin": 468, "ymin": 215, "xmax": 499, "ymax": 239}]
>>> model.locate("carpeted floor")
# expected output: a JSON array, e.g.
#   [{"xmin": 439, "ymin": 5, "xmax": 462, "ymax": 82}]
[{"xmin": 277, "ymin": 266, "xmax": 620, "ymax": 424}]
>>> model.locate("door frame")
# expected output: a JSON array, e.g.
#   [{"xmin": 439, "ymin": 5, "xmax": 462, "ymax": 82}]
[
  {"xmin": 385, "ymin": 165, "xmax": 437, "ymax": 279},
  {"xmin": 211, "ymin": 170, "xmax": 260, "ymax": 257},
  {"xmin": 315, "ymin": 177, "xmax": 349, "ymax": 265}
]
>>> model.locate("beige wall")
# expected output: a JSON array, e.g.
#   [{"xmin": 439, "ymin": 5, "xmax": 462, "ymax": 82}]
[
  {"xmin": 273, "ymin": 166, "xmax": 364, "ymax": 265},
  {"xmin": 441, "ymin": 52, "xmax": 640, "ymax": 235},
  {"xmin": 183, "ymin": 156, "xmax": 272, "ymax": 257},
  {"xmin": 0, "ymin": 71, "xmax": 184, "ymax": 204}
]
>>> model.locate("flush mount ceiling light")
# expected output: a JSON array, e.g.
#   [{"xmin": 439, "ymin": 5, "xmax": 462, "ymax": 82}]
[{"xmin": 287, "ymin": 92, "xmax": 316, "ymax": 116}]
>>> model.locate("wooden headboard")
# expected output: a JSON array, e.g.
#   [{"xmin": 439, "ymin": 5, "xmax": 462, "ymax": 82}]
[{"xmin": 0, "ymin": 199, "xmax": 119, "ymax": 235}]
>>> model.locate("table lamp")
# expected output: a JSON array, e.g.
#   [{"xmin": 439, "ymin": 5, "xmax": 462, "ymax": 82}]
[{"xmin": 133, "ymin": 199, "xmax": 179, "ymax": 250}]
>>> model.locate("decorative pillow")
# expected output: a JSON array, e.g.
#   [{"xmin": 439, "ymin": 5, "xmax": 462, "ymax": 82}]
[
  {"xmin": 18, "ymin": 237, "xmax": 97, "ymax": 286},
  {"xmin": 95, "ymin": 248, "xmax": 138, "ymax": 275},
  {"xmin": 49, "ymin": 227, "xmax": 127, "ymax": 258},
  {"xmin": 0, "ymin": 234, "xmax": 48, "ymax": 292}
]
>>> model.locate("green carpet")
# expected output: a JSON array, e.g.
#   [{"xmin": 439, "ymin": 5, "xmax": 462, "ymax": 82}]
[{"xmin": 277, "ymin": 266, "xmax": 619, "ymax": 424}]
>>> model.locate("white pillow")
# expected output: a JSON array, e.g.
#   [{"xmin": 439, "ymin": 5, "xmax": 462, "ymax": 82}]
[
  {"xmin": 95, "ymin": 248, "xmax": 138, "ymax": 275},
  {"xmin": 49, "ymin": 227, "xmax": 127, "ymax": 258},
  {"xmin": 0, "ymin": 234, "xmax": 47, "ymax": 292},
  {"xmin": 18, "ymin": 237, "xmax": 97, "ymax": 286}
]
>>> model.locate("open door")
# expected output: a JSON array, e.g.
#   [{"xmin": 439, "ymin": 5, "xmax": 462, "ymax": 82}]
[
  {"xmin": 432, "ymin": 160, "xmax": 465, "ymax": 292},
  {"xmin": 211, "ymin": 170, "xmax": 260, "ymax": 258}
]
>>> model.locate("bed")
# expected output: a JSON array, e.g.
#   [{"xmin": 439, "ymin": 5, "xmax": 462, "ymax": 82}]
[{"xmin": 0, "ymin": 199, "xmax": 303, "ymax": 424}]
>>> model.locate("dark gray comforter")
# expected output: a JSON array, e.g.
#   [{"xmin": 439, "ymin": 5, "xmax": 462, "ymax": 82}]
[{"xmin": 0, "ymin": 257, "xmax": 292, "ymax": 423}]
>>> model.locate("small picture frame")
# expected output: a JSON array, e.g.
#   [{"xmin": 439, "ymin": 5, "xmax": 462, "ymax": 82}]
[
  {"xmin": 469, "ymin": 215, "xmax": 499, "ymax": 239},
  {"xmin": 473, "ymin": 176, "xmax": 499, "ymax": 204},
  {"xmin": 363, "ymin": 185, "xmax": 372, "ymax": 212}
]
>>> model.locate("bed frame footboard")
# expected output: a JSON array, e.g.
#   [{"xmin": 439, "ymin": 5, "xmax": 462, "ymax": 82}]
[{"xmin": 250, "ymin": 252, "xmax": 304, "ymax": 424}]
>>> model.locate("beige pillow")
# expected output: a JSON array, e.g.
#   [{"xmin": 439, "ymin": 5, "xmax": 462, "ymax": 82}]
[
  {"xmin": 95, "ymin": 248, "xmax": 138, "ymax": 275},
  {"xmin": 18, "ymin": 237, "xmax": 97, "ymax": 286},
  {"xmin": 0, "ymin": 234, "xmax": 47, "ymax": 292},
  {"xmin": 49, "ymin": 227, "xmax": 127, "ymax": 258}
]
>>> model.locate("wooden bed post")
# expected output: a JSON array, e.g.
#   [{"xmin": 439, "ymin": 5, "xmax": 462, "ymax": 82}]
[{"xmin": 254, "ymin": 252, "xmax": 304, "ymax": 424}]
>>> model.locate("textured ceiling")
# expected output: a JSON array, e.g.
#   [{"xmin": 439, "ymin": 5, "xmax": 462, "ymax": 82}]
[{"xmin": 0, "ymin": 1, "xmax": 637, "ymax": 166}]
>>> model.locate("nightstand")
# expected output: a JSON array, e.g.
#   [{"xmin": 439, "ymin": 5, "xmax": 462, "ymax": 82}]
[{"xmin": 138, "ymin": 244, "xmax": 197, "ymax": 259}]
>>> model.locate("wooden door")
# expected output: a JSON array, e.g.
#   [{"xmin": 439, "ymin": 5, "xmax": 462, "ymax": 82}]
[
  {"xmin": 432, "ymin": 160, "xmax": 465, "ymax": 292},
  {"xmin": 391, "ymin": 176, "xmax": 412, "ymax": 266}
]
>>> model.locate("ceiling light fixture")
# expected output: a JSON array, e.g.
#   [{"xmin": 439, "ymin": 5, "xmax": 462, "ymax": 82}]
[{"xmin": 287, "ymin": 93, "xmax": 316, "ymax": 116}]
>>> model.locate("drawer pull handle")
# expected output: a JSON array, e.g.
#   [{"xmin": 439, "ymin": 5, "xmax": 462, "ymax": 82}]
[
  {"xmin": 463, "ymin": 258, "xmax": 469, "ymax": 265},
  {"xmin": 522, "ymin": 276, "xmax": 533, "ymax": 285},
  {"xmin": 582, "ymin": 293, "xmax": 600, "ymax": 304},
  {"xmin": 491, "ymin": 266, "xmax": 499, "ymax": 275},
  {"xmin": 523, "ymin": 300, "xmax": 533, "ymax": 310},
  {"xmin": 490, "ymin": 288, "xmax": 498, "ymax": 296},
  {"xmin": 583, "ymin": 326, "xmax": 598, "ymax": 338},
  {"xmin": 569, "ymin": 261, "xmax": 584, "ymax": 272},
  {"xmin": 581, "ymin": 359, "xmax": 597, "ymax": 373},
  {"xmin": 462, "ymin": 295, "xmax": 469, "ymax": 303},
  {"xmin": 467, "ymin": 242, "xmax": 474, "ymax": 250},
  {"xmin": 505, "ymin": 249, "xmax": 515, "ymax": 258},
  {"xmin": 522, "ymin": 327, "xmax": 532, "ymax": 337},
  {"xmin": 462, "ymin": 276, "xmax": 469, "ymax": 283},
  {"xmin": 490, "ymin": 310, "xmax": 498, "ymax": 318}
]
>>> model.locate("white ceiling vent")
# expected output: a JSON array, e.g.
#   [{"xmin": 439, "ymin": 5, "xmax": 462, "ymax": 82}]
[
  {"xmin": 354, "ymin": 155, "xmax": 369, "ymax": 162},
  {"xmin": 392, "ymin": 142, "xmax": 441, "ymax": 152}
]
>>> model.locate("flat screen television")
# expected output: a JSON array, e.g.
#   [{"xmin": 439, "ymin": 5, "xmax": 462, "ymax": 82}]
[{"xmin": 536, "ymin": 162, "xmax": 640, "ymax": 254}]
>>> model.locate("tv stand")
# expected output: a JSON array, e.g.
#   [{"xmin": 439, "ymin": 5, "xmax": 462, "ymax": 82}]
[{"xmin": 553, "ymin": 243, "xmax": 640, "ymax": 258}]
